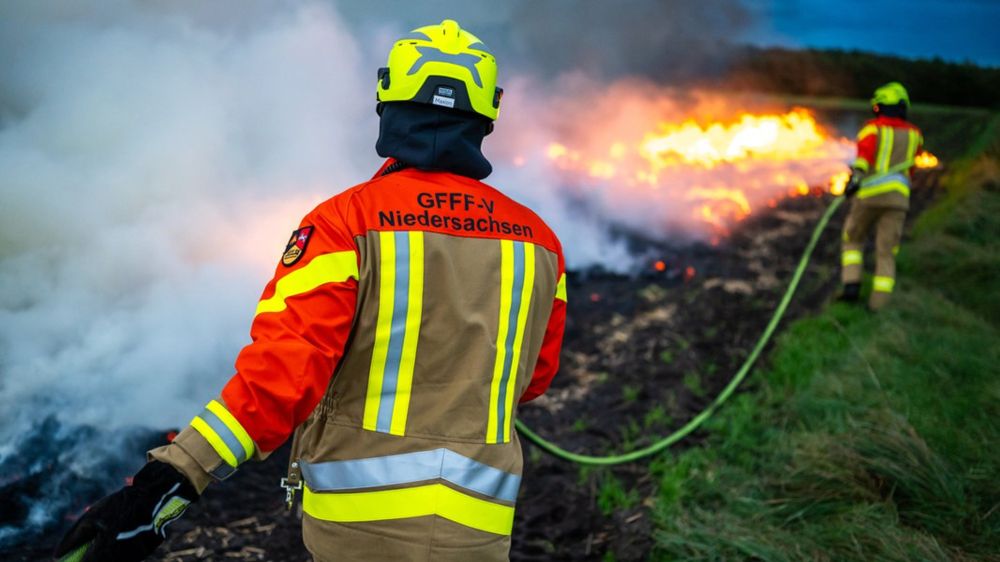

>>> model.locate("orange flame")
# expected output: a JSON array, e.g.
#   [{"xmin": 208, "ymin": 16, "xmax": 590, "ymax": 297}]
[
  {"xmin": 542, "ymin": 107, "xmax": 855, "ymax": 235},
  {"xmin": 829, "ymin": 171, "xmax": 850, "ymax": 196},
  {"xmin": 915, "ymin": 151, "xmax": 939, "ymax": 168}
]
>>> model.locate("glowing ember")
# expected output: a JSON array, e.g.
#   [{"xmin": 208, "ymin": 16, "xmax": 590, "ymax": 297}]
[{"xmin": 654, "ymin": 260, "xmax": 667, "ymax": 272}]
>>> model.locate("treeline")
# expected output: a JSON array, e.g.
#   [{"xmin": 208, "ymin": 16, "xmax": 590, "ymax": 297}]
[{"xmin": 719, "ymin": 46, "xmax": 1000, "ymax": 108}]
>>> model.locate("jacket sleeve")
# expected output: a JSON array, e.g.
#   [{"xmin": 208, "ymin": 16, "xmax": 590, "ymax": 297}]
[
  {"xmin": 853, "ymin": 122, "xmax": 879, "ymax": 172},
  {"xmin": 519, "ymin": 253, "xmax": 567, "ymax": 404},
  {"xmin": 150, "ymin": 202, "xmax": 359, "ymax": 491}
]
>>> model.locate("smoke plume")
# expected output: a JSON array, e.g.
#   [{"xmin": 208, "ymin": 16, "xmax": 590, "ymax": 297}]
[{"xmin": 3, "ymin": 0, "xmax": 844, "ymax": 547}]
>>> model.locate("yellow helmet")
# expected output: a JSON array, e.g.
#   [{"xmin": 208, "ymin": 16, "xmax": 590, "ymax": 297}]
[
  {"xmin": 871, "ymin": 82, "xmax": 910, "ymax": 108},
  {"xmin": 377, "ymin": 19, "xmax": 502, "ymax": 121}
]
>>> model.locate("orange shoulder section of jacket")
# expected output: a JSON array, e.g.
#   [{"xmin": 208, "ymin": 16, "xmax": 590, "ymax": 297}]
[{"xmin": 332, "ymin": 168, "xmax": 563, "ymax": 259}]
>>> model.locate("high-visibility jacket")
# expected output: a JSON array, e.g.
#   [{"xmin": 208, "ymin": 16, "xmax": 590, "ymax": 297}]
[
  {"xmin": 851, "ymin": 116, "xmax": 924, "ymax": 209},
  {"xmin": 150, "ymin": 160, "xmax": 567, "ymax": 561}
]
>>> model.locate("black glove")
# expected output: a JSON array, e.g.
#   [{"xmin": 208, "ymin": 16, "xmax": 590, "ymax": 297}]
[
  {"xmin": 844, "ymin": 169, "xmax": 863, "ymax": 197},
  {"xmin": 54, "ymin": 461, "xmax": 198, "ymax": 562}
]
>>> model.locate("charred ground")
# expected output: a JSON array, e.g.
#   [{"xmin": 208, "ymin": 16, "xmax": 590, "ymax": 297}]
[{"xmin": 2, "ymin": 166, "xmax": 942, "ymax": 562}]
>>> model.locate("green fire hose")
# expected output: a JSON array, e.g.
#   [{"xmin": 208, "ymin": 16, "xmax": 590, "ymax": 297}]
[{"xmin": 515, "ymin": 196, "xmax": 845, "ymax": 465}]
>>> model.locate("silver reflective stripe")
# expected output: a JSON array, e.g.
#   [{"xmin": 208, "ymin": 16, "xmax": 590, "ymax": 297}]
[
  {"xmin": 467, "ymin": 41, "xmax": 493, "ymax": 54},
  {"xmin": 399, "ymin": 32, "xmax": 431, "ymax": 42},
  {"xmin": 116, "ymin": 482, "xmax": 180, "ymax": 540},
  {"xmin": 861, "ymin": 172, "xmax": 910, "ymax": 188},
  {"xmin": 300, "ymin": 448, "xmax": 521, "ymax": 503},
  {"xmin": 408, "ymin": 47, "xmax": 484, "ymax": 87},
  {"xmin": 198, "ymin": 406, "xmax": 249, "ymax": 464}
]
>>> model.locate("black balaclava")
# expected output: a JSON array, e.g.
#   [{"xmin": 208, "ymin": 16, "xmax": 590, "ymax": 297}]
[
  {"xmin": 875, "ymin": 101, "xmax": 908, "ymax": 120},
  {"xmin": 376, "ymin": 101, "xmax": 493, "ymax": 180}
]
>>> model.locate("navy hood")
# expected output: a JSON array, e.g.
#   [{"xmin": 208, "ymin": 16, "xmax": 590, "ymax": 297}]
[{"xmin": 375, "ymin": 102, "xmax": 493, "ymax": 180}]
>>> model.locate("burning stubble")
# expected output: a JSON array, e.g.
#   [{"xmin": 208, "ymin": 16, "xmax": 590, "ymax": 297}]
[{"xmin": 0, "ymin": 0, "xmax": 852, "ymax": 549}]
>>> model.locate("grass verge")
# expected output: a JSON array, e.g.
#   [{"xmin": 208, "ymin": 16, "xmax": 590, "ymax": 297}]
[{"xmin": 648, "ymin": 126, "xmax": 1000, "ymax": 560}]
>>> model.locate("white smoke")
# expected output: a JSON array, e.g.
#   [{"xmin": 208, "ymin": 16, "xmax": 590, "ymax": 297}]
[
  {"xmin": 0, "ymin": 1, "xmax": 376, "ymax": 437},
  {"xmin": 0, "ymin": 1, "xmax": 640, "ymax": 446}
]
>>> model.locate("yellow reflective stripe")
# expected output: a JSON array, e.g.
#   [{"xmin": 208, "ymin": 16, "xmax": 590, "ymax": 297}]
[
  {"xmin": 364, "ymin": 232, "xmax": 396, "ymax": 432},
  {"xmin": 255, "ymin": 251, "xmax": 358, "ymax": 316},
  {"xmin": 487, "ymin": 240, "xmax": 515, "ymax": 444},
  {"xmin": 502, "ymin": 243, "xmax": 535, "ymax": 439},
  {"xmin": 303, "ymin": 483, "xmax": 515, "ymax": 536},
  {"xmin": 873, "ymin": 276, "xmax": 895, "ymax": 293},
  {"xmin": 905, "ymin": 129, "xmax": 920, "ymax": 163},
  {"xmin": 851, "ymin": 157, "xmax": 870, "ymax": 172},
  {"xmin": 389, "ymin": 231, "xmax": 424, "ymax": 435},
  {"xmin": 857, "ymin": 124, "xmax": 878, "ymax": 141},
  {"xmin": 841, "ymin": 250, "xmax": 863, "ymax": 266},
  {"xmin": 555, "ymin": 272, "xmax": 567, "ymax": 302},
  {"xmin": 190, "ymin": 417, "xmax": 238, "ymax": 468},
  {"xmin": 858, "ymin": 181, "xmax": 910, "ymax": 199},
  {"xmin": 205, "ymin": 400, "xmax": 254, "ymax": 460},
  {"xmin": 876, "ymin": 127, "xmax": 894, "ymax": 173}
]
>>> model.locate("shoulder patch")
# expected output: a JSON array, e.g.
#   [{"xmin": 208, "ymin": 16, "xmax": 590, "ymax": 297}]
[{"xmin": 282, "ymin": 226, "xmax": 314, "ymax": 267}]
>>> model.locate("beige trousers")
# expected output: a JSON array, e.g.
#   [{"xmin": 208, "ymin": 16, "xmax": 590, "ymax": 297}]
[{"xmin": 841, "ymin": 200, "xmax": 906, "ymax": 310}]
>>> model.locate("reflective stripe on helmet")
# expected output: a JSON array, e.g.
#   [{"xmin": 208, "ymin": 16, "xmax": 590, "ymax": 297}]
[
  {"xmin": 377, "ymin": 19, "xmax": 501, "ymax": 120},
  {"xmin": 871, "ymin": 82, "xmax": 910, "ymax": 108}
]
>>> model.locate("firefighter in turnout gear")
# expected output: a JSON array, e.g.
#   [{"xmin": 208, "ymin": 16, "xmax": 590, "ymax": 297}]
[
  {"xmin": 56, "ymin": 20, "xmax": 566, "ymax": 562},
  {"xmin": 839, "ymin": 82, "xmax": 924, "ymax": 310}
]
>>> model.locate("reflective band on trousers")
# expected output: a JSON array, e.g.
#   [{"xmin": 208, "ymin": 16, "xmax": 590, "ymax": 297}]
[
  {"xmin": 841, "ymin": 250, "xmax": 863, "ymax": 266},
  {"xmin": 303, "ymin": 482, "xmax": 515, "ymax": 535},
  {"xmin": 873, "ymin": 275, "xmax": 895, "ymax": 293},
  {"xmin": 364, "ymin": 231, "xmax": 425, "ymax": 436},
  {"xmin": 299, "ymin": 448, "xmax": 521, "ymax": 502},
  {"xmin": 300, "ymin": 448, "xmax": 519, "ymax": 535},
  {"xmin": 488, "ymin": 240, "xmax": 536, "ymax": 444},
  {"xmin": 190, "ymin": 400, "xmax": 254, "ymax": 470},
  {"xmin": 859, "ymin": 172, "xmax": 911, "ymax": 199}
]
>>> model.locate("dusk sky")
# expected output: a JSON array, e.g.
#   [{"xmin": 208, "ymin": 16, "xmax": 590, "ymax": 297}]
[{"xmin": 743, "ymin": 0, "xmax": 1000, "ymax": 66}]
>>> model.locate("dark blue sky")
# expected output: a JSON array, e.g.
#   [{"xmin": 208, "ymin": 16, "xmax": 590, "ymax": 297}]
[{"xmin": 743, "ymin": 0, "xmax": 1000, "ymax": 67}]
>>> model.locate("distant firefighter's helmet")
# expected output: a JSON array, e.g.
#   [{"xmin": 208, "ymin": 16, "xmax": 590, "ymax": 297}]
[
  {"xmin": 377, "ymin": 19, "xmax": 502, "ymax": 121},
  {"xmin": 871, "ymin": 82, "xmax": 910, "ymax": 109}
]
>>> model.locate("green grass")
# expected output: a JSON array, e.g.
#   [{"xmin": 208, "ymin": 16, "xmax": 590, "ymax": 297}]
[
  {"xmin": 648, "ymin": 125, "xmax": 1000, "ymax": 560},
  {"xmin": 597, "ymin": 471, "xmax": 641, "ymax": 516}
]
